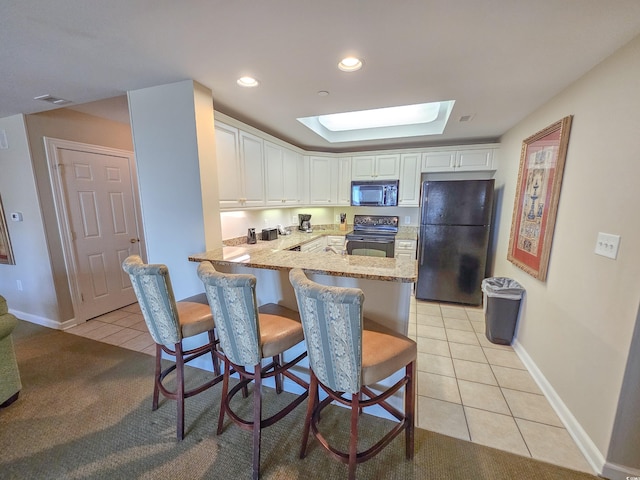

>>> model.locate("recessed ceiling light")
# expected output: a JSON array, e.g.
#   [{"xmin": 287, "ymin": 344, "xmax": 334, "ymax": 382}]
[
  {"xmin": 317, "ymin": 90, "xmax": 330, "ymax": 97},
  {"xmin": 237, "ymin": 76, "xmax": 259, "ymax": 88},
  {"xmin": 338, "ymin": 57, "xmax": 363, "ymax": 72}
]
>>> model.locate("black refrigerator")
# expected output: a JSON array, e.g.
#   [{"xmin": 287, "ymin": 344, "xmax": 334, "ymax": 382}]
[{"xmin": 416, "ymin": 179, "xmax": 495, "ymax": 305}]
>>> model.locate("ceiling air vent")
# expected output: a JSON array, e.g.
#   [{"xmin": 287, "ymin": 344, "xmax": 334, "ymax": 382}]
[
  {"xmin": 459, "ymin": 114, "xmax": 474, "ymax": 122},
  {"xmin": 34, "ymin": 94, "xmax": 72, "ymax": 105}
]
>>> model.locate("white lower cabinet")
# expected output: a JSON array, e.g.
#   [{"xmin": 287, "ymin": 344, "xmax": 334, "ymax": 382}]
[
  {"xmin": 300, "ymin": 236, "xmax": 326, "ymax": 253},
  {"xmin": 326, "ymin": 235, "xmax": 346, "ymax": 248},
  {"xmin": 395, "ymin": 238, "xmax": 417, "ymax": 259}
]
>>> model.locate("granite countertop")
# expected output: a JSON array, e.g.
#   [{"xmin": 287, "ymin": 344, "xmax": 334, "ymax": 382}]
[{"xmin": 189, "ymin": 225, "xmax": 417, "ymax": 283}]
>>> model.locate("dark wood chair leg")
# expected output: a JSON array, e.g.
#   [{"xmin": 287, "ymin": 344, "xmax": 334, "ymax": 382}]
[
  {"xmin": 252, "ymin": 365, "xmax": 262, "ymax": 480},
  {"xmin": 152, "ymin": 343, "xmax": 161, "ymax": 411},
  {"xmin": 406, "ymin": 361, "xmax": 415, "ymax": 459},
  {"xmin": 300, "ymin": 372, "xmax": 317, "ymax": 458},
  {"xmin": 273, "ymin": 354, "xmax": 283, "ymax": 394},
  {"xmin": 176, "ymin": 342, "xmax": 185, "ymax": 440},
  {"xmin": 209, "ymin": 330, "xmax": 220, "ymax": 376},
  {"xmin": 348, "ymin": 392, "xmax": 359, "ymax": 480},
  {"xmin": 217, "ymin": 360, "xmax": 231, "ymax": 435}
]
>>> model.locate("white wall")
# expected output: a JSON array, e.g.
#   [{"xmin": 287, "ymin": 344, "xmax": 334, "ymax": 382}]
[
  {"xmin": 492, "ymin": 34, "xmax": 640, "ymax": 474},
  {"xmin": 0, "ymin": 115, "xmax": 59, "ymax": 326},
  {"xmin": 128, "ymin": 80, "xmax": 222, "ymax": 301}
]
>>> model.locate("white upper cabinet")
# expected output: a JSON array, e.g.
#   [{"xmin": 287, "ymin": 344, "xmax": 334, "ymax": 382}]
[
  {"xmin": 352, "ymin": 154, "xmax": 400, "ymax": 180},
  {"xmin": 215, "ymin": 123, "xmax": 266, "ymax": 209},
  {"xmin": 456, "ymin": 149, "xmax": 494, "ymax": 170},
  {"xmin": 264, "ymin": 141, "xmax": 302, "ymax": 206},
  {"xmin": 308, "ymin": 156, "xmax": 337, "ymax": 205},
  {"xmin": 422, "ymin": 147, "xmax": 495, "ymax": 172},
  {"xmin": 422, "ymin": 151, "xmax": 456, "ymax": 172},
  {"xmin": 398, "ymin": 153, "xmax": 421, "ymax": 206},
  {"xmin": 238, "ymin": 131, "xmax": 265, "ymax": 207},
  {"xmin": 337, "ymin": 156, "xmax": 352, "ymax": 205},
  {"xmin": 215, "ymin": 122, "xmax": 243, "ymax": 209}
]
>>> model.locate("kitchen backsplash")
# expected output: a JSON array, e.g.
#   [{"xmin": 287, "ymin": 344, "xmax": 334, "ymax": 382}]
[{"xmin": 220, "ymin": 206, "xmax": 419, "ymax": 241}]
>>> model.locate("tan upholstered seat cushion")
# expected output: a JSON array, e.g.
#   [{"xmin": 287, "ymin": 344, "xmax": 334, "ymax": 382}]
[
  {"xmin": 361, "ymin": 317, "xmax": 417, "ymax": 387},
  {"xmin": 258, "ymin": 303, "xmax": 304, "ymax": 358},
  {"xmin": 177, "ymin": 301, "xmax": 215, "ymax": 339}
]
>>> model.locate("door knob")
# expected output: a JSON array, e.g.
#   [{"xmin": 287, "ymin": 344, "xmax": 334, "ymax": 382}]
[{"xmin": 130, "ymin": 238, "xmax": 139, "ymax": 243}]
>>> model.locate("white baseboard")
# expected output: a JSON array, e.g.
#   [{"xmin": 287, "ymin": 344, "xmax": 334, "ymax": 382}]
[
  {"xmin": 602, "ymin": 461, "xmax": 640, "ymax": 480},
  {"xmin": 9, "ymin": 309, "xmax": 75, "ymax": 330},
  {"xmin": 511, "ymin": 339, "xmax": 604, "ymax": 476}
]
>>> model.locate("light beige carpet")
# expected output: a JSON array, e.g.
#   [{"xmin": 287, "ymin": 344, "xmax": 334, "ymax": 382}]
[{"xmin": 0, "ymin": 320, "xmax": 598, "ymax": 479}]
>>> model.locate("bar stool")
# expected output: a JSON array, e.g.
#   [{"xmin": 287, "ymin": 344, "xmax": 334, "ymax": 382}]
[
  {"xmin": 289, "ymin": 268, "xmax": 416, "ymax": 480},
  {"xmin": 122, "ymin": 255, "xmax": 222, "ymax": 440},
  {"xmin": 197, "ymin": 262, "xmax": 309, "ymax": 480}
]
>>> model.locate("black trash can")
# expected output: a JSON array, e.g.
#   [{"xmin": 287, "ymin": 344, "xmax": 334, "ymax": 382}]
[{"xmin": 481, "ymin": 277, "xmax": 525, "ymax": 345}]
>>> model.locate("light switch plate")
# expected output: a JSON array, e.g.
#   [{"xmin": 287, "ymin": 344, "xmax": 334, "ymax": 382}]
[{"xmin": 595, "ymin": 232, "xmax": 620, "ymax": 259}]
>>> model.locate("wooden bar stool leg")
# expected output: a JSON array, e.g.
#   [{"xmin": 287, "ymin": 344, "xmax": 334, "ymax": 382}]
[
  {"xmin": 300, "ymin": 372, "xmax": 317, "ymax": 459},
  {"xmin": 152, "ymin": 343, "xmax": 162, "ymax": 411},
  {"xmin": 406, "ymin": 361, "xmax": 415, "ymax": 459},
  {"xmin": 349, "ymin": 392, "xmax": 359, "ymax": 480},
  {"xmin": 217, "ymin": 360, "xmax": 231, "ymax": 435},
  {"xmin": 208, "ymin": 330, "xmax": 220, "ymax": 376},
  {"xmin": 273, "ymin": 354, "xmax": 283, "ymax": 394},
  {"xmin": 176, "ymin": 342, "xmax": 185, "ymax": 440},
  {"xmin": 252, "ymin": 366, "xmax": 262, "ymax": 480}
]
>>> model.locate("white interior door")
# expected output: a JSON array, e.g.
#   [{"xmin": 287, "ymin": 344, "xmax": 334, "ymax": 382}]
[{"xmin": 45, "ymin": 138, "xmax": 144, "ymax": 322}]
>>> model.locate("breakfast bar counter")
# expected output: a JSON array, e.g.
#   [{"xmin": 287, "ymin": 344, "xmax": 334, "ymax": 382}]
[
  {"xmin": 189, "ymin": 229, "xmax": 417, "ymax": 334},
  {"xmin": 190, "ymin": 232, "xmax": 417, "ymax": 418}
]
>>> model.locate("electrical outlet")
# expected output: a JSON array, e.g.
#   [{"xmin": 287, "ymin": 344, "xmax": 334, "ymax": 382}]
[
  {"xmin": 335, "ymin": 214, "xmax": 340, "ymax": 223},
  {"xmin": 594, "ymin": 232, "xmax": 620, "ymax": 259},
  {"xmin": 404, "ymin": 216, "xmax": 411, "ymax": 225}
]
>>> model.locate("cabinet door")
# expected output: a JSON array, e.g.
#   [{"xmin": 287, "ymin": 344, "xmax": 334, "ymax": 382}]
[
  {"xmin": 264, "ymin": 141, "xmax": 285, "ymax": 206},
  {"xmin": 308, "ymin": 156, "xmax": 337, "ymax": 205},
  {"xmin": 352, "ymin": 156, "xmax": 375, "ymax": 180},
  {"xmin": 239, "ymin": 131, "xmax": 265, "ymax": 207},
  {"xmin": 422, "ymin": 151, "xmax": 455, "ymax": 172},
  {"xmin": 215, "ymin": 122, "xmax": 243, "ymax": 209},
  {"xmin": 398, "ymin": 153, "xmax": 421, "ymax": 206},
  {"xmin": 337, "ymin": 156, "xmax": 352, "ymax": 205},
  {"xmin": 456, "ymin": 149, "xmax": 494, "ymax": 170},
  {"xmin": 394, "ymin": 239, "xmax": 417, "ymax": 259},
  {"xmin": 282, "ymin": 148, "xmax": 302, "ymax": 204},
  {"xmin": 375, "ymin": 154, "xmax": 400, "ymax": 179}
]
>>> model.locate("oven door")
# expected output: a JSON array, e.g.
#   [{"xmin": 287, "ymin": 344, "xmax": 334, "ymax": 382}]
[{"xmin": 346, "ymin": 237, "xmax": 395, "ymax": 257}]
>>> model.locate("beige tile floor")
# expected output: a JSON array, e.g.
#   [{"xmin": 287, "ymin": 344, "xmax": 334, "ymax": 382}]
[{"xmin": 66, "ymin": 296, "xmax": 593, "ymax": 474}]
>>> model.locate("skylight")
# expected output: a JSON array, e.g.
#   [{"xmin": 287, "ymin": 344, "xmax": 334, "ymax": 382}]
[{"xmin": 297, "ymin": 100, "xmax": 455, "ymax": 143}]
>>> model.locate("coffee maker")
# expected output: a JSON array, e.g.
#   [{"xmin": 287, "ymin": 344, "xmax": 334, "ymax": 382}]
[{"xmin": 298, "ymin": 214, "xmax": 312, "ymax": 232}]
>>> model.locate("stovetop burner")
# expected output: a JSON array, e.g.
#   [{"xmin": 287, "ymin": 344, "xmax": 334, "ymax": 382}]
[{"xmin": 347, "ymin": 215, "xmax": 399, "ymax": 241}]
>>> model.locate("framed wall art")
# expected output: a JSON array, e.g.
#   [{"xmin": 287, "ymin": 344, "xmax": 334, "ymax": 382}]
[
  {"xmin": 0, "ymin": 195, "xmax": 15, "ymax": 265},
  {"xmin": 507, "ymin": 115, "xmax": 573, "ymax": 281}
]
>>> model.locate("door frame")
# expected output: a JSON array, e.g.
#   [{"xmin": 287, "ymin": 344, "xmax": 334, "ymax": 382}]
[{"xmin": 44, "ymin": 137, "xmax": 147, "ymax": 324}]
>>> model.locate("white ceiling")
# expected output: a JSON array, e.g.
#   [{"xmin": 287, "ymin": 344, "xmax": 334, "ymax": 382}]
[{"xmin": 2, "ymin": 0, "xmax": 640, "ymax": 152}]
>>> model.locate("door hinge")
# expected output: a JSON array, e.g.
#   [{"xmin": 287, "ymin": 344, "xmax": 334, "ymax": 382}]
[{"xmin": 80, "ymin": 293, "xmax": 84, "ymax": 303}]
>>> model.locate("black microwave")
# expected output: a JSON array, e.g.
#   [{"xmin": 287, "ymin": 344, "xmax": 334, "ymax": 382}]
[{"xmin": 351, "ymin": 180, "xmax": 399, "ymax": 207}]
